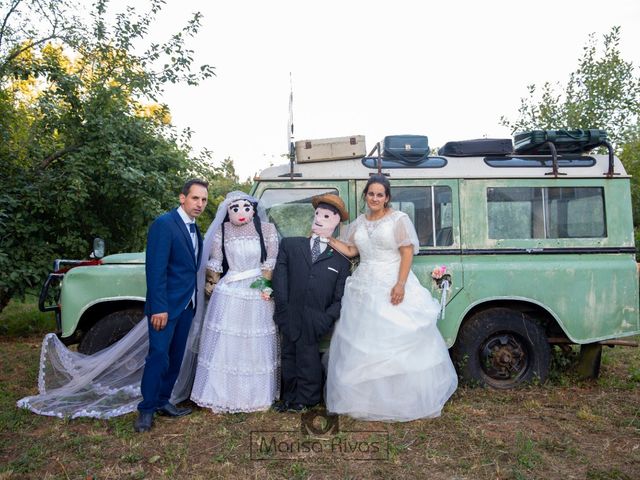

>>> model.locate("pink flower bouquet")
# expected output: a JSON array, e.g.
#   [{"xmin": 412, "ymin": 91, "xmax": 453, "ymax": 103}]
[
  {"xmin": 431, "ymin": 265, "xmax": 451, "ymax": 289},
  {"xmin": 431, "ymin": 265, "xmax": 447, "ymax": 280}
]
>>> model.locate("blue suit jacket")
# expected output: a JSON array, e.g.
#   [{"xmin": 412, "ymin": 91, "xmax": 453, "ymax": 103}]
[{"xmin": 144, "ymin": 208, "xmax": 203, "ymax": 320}]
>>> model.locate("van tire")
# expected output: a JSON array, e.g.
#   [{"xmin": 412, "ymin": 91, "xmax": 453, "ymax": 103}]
[
  {"xmin": 452, "ymin": 308, "xmax": 550, "ymax": 388},
  {"xmin": 78, "ymin": 308, "xmax": 145, "ymax": 355}
]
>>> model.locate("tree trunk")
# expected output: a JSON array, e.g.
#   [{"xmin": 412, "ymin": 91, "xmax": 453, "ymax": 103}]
[{"xmin": 0, "ymin": 288, "xmax": 11, "ymax": 315}]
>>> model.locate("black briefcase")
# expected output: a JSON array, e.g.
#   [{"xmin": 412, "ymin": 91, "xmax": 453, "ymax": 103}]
[
  {"xmin": 382, "ymin": 135, "xmax": 429, "ymax": 163},
  {"xmin": 438, "ymin": 138, "xmax": 513, "ymax": 157}
]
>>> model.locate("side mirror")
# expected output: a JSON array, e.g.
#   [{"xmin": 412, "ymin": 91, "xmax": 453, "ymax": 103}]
[{"xmin": 91, "ymin": 238, "xmax": 105, "ymax": 259}]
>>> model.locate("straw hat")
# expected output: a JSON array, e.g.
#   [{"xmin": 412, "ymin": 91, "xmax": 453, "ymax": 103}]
[{"xmin": 311, "ymin": 193, "xmax": 349, "ymax": 222}]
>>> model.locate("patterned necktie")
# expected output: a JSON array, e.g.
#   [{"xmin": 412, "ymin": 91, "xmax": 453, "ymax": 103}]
[
  {"xmin": 311, "ymin": 236, "xmax": 321, "ymax": 262},
  {"xmin": 188, "ymin": 223, "xmax": 197, "ymax": 253}
]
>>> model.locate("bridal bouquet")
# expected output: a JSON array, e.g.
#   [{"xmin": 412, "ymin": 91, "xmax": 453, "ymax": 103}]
[{"xmin": 250, "ymin": 277, "xmax": 273, "ymax": 300}]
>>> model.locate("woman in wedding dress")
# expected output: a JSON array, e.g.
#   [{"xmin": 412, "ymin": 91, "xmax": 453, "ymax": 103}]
[
  {"xmin": 16, "ymin": 191, "xmax": 277, "ymax": 419},
  {"xmin": 325, "ymin": 175, "xmax": 458, "ymax": 422}
]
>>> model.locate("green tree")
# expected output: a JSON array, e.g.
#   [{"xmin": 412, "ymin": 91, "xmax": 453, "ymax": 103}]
[
  {"xmin": 0, "ymin": 0, "xmax": 82, "ymax": 77},
  {"xmin": 207, "ymin": 157, "xmax": 252, "ymax": 207},
  {"xmin": 500, "ymin": 26, "xmax": 640, "ymax": 248},
  {"xmin": 0, "ymin": 0, "xmax": 216, "ymax": 312},
  {"xmin": 500, "ymin": 26, "xmax": 640, "ymax": 148}
]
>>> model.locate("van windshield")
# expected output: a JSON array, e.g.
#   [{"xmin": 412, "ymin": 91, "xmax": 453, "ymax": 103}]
[{"xmin": 259, "ymin": 188, "xmax": 338, "ymax": 238}]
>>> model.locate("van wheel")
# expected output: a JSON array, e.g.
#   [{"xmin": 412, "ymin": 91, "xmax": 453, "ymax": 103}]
[
  {"xmin": 78, "ymin": 308, "xmax": 145, "ymax": 355},
  {"xmin": 452, "ymin": 308, "xmax": 550, "ymax": 388}
]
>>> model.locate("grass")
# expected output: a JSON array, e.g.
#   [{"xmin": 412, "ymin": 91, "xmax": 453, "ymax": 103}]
[
  {"xmin": 0, "ymin": 294, "xmax": 53, "ymax": 337},
  {"xmin": 1, "ymin": 300, "xmax": 639, "ymax": 479}
]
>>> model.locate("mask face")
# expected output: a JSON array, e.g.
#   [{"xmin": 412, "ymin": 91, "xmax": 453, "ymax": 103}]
[
  {"xmin": 227, "ymin": 199, "xmax": 254, "ymax": 226},
  {"xmin": 311, "ymin": 206, "xmax": 340, "ymax": 237}
]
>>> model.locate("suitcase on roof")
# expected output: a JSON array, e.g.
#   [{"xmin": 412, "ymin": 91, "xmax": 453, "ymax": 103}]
[
  {"xmin": 513, "ymin": 129, "xmax": 607, "ymax": 154},
  {"xmin": 438, "ymin": 138, "xmax": 513, "ymax": 157},
  {"xmin": 382, "ymin": 135, "xmax": 429, "ymax": 163},
  {"xmin": 295, "ymin": 135, "xmax": 366, "ymax": 163}
]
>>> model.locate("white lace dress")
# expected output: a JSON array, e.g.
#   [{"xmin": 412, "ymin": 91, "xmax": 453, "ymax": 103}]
[
  {"xmin": 326, "ymin": 211, "xmax": 458, "ymax": 422},
  {"xmin": 190, "ymin": 221, "xmax": 280, "ymax": 412}
]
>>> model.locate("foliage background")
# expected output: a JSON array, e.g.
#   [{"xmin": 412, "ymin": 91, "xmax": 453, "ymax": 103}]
[{"xmin": 0, "ymin": 0, "xmax": 249, "ymax": 313}]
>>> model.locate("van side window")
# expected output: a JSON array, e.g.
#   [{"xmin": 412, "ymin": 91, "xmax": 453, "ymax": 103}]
[
  {"xmin": 487, "ymin": 187, "xmax": 606, "ymax": 239},
  {"xmin": 259, "ymin": 188, "xmax": 338, "ymax": 238},
  {"xmin": 390, "ymin": 186, "xmax": 453, "ymax": 247}
]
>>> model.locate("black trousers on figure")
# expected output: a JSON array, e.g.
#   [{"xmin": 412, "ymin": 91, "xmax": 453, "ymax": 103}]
[{"xmin": 280, "ymin": 331, "xmax": 323, "ymax": 406}]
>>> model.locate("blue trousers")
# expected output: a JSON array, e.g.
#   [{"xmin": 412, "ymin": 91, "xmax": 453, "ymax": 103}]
[{"xmin": 138, "ymin": 305, "xmax": 194, "ymax": 413}]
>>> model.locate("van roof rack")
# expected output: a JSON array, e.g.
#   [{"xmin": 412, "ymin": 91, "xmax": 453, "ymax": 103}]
[
  {"xmin": 277, "ymin": 129, "xmax": 618, "ymax": 178},
  {"xmin": 513, "ymin": 129, "xmax": 615, "ymax": 177}
]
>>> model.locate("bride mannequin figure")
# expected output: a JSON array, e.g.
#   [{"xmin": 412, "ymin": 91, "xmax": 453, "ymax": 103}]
[
  {"xmin": 190, "ymin": 191, "xmax": 279, "ymax": 412},
  {"xmin": 325, "ymin": 175, "xmax": 458, "ymax": 422}
]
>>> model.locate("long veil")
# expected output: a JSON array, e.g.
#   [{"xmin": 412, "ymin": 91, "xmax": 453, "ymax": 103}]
[{"xmin": 16, "ymin": 191, "xmax": 259, "ymax": 419}]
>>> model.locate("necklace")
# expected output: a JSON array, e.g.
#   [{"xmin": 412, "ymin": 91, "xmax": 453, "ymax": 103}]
[{"xmin": 364, "ymin": 209, "xmax": 390, "ymax": 236}]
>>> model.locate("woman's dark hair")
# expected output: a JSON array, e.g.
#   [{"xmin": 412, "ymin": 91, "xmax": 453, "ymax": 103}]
[
  {"xmin": 363, "ymin": 174, "xmax": 392, "ymax": 208},
  {"xmin": 220, "ymin": 200, "xmax": 266, "ymax": 275},
  {"xmin": 251, "ymin": 202, "xmax": 268, "ymax": 263}
]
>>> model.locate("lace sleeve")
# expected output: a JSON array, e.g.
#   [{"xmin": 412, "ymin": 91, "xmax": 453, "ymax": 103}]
[
  {"xmin": 261, "ymin": 222, "xmax": 279, "ymax": 270},
  {"xmin": 206, "ymin": 226, "xmax": 224, "ymax": 272},
  {"xmin": 394, "ymin": 212, "xmax": 420, "ymax": 255},
  {"xmin": 339, "ymin": 214, "xmax": 364, "ymax": 246}
]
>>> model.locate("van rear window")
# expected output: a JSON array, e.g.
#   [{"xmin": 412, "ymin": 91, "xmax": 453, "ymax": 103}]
[
  {"xmin": 390, "ymin": 186, "xmax": 453, "ymax": 246},
  {"xmin": 487, "ymin": 187, "xmax": 606, "ymax": 239}
]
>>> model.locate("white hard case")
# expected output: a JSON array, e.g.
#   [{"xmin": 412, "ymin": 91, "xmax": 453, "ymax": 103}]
[{"xmin": 295, "ymin": 135, "xmax": 366, "ymax": 163}]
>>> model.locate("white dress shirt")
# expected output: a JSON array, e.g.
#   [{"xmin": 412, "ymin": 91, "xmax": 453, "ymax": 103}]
[
  {"xmin": 177, "ymin": 206, "xmax": 197, "ymax": 307},
  {"xmin": 310, "ymin": 234, "xmax": 328, "ymax": 255},
  {"xmin": 177, "ymin": 206, "xmax": 198, "ymax": 256}
]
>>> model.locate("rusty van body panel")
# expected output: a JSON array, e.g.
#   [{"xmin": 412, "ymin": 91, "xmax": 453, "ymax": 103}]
[{"xmin": 251, "ymin": 136, "xmax": 639, "ymax": 386}]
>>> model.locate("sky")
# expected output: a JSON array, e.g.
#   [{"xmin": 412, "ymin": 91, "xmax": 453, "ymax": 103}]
[{"xmin": 110, "ymin": 0, "xmax": 640, "ymax": 180}]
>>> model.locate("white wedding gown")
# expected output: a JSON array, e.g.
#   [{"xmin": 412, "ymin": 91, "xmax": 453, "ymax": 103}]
[
  {"xmin": 326, "ymin": 211, "xmax": 458, "ymax": 422},
  {"xmin": 190, "ymin": 221, "xmax": 280, "ymax": 412}
]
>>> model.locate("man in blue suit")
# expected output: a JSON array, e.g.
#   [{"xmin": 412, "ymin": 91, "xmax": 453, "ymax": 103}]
[{"xmin": 134, "ymin": 179, "xmax": 208, "ymax": 433}]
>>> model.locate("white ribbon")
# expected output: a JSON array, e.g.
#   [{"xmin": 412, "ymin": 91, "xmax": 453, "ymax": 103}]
[
  {"xmin": 223, "ymin": 268, "xmax": 262, "ymax": 283},
  {"xmin": 439, "ymin": 279, "xmax": 450, "ymax": 320}
]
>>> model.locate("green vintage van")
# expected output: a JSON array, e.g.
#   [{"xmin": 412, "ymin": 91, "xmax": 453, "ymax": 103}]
[{"xmin": 39, "ymin": 132, "xmax": 640, "ymax": 388}]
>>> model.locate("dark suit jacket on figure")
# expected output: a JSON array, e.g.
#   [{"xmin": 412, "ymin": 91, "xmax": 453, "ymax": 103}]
[
  {"xmin": 144, "ymin": 208, "xmax": 203, "ymax": 319},
  {"xmin": 273, "ymin": 237, "xmax": 351, "ymax": 344}
]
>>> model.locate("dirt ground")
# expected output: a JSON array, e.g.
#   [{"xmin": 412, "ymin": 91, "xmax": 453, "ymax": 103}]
[{"xmin": 1, "ymin": 335, "xmax": 638, "ymax": 480}]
